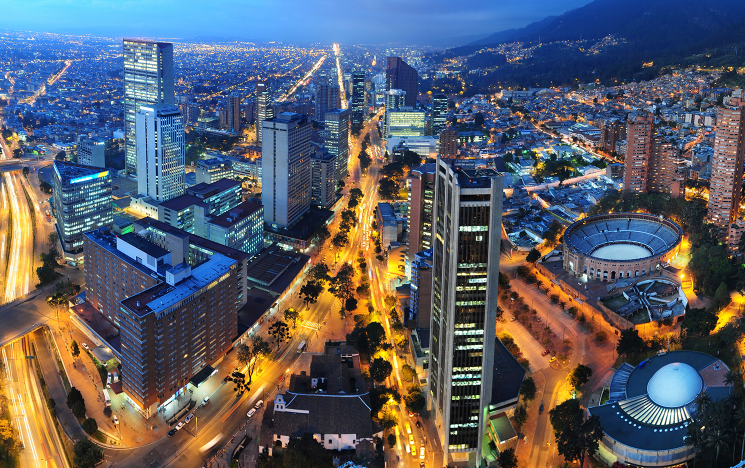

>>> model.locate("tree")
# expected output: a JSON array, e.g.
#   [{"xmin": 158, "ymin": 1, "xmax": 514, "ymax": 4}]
[
  {"xmin": 299, "ymin": 280, "xmax": 324, "ymax": 308},
  {"xmin": 370, "ymin": 358, "xmax": 393, "ymax": 382},
  {"xmin": 67, "ymin": 387, "xmax": 83, "ymax": 409},
  {"xmin": 514, "ymin": 404, "xmax": 528, "ymax": 429},
  {"xmin": 714, "ymin": 282, "xmax": 731, "ymax": 310},
  {"xmin": 55, "ymin": 151, "xmax": 66, "ymax": 161},
  {"xmin": 616, "ymin": 328, "xmax": 645, "ymax": 357},
  {"xmin": 73, "ymin": 438, "xmax": 104, "ymax": 468},
  {"xmin": 329, "ymin": 263, "xmax": 355, "ymax": 301},
  {"xmin": 473, "ymin": 112, "xmax": 485, "ymax": 127},
  {"xmin": 307, "ymin": 262, "xmax": 330, "ymax": 284},
  {"xmin": 526, "ymin": 248, "xmax": 541, "ymax": 263},
  {"xmin": 12, "ymin": 148, "xmax": 22, "ymax": 159},
  {"xmin": 549, "ymin": 399, "xmax": 603, "ymax": 468},
  {"xmin": 268, "ymin": 321, "xmax": 290, "ymax": 350},
  {"xmin": 345, "ymin": 298, "xmax": 358, "ymax": 312},
  {"xmin": 350, "ymin": 188, "xmax": 364, "ymax": 202},
  {"xmin": 682, "ymin": 307, "xmax": 718, "ymax": 336},
  {"xmin": 568, "ymin": 364, "xmax": 593, "ymax": 390},
  {"xmin": 39, "ymin": 180, "xmax": 53, "ymax": 193},
  {"xmin": 72, "ymin": 400, "xmax": 86, "ymax": 418},
  {"xmin": 520, "ymin": 376, "xmax": 537, "ymax": 402},
  {"xmin": 331, "ymin": 231, "xmax": 349, "ymax": 249},
  {"xmin": 283, "ymin": 308, "xmax": 300, "ymax": 330},
  {"xmin": 401, "ymin": 364, "xmax": 417, "ymax": 382},
  {"xmin": 387, "ymin": 434, "xmax": 396, "ymax": 448},
  {"xmin": 378, "ymin": 177, "xmax": 399, "ymax": 199},
  {"xmin": 358, "ymin": 150, "xmax": 372, "ymax": 172},
  {"xmin": 378, "ymin": 410, "xmax": 398, "ymax": 430},
  {"xmin": 498, "ymin": 448, "xmax": 518, "ymax": 468},
  {"xmin": 82, "ymin": 417, "xmax": 98, "ymax": 434},
  {"xmin": 316, "ymin": 226, "xmax": 331, "ymax": 247},
  {"xmin": 47, "ymin": 231, "xmax": 59, "ymax": 249},
  {"xmin": 71, "ymin": 340, "xmax": 80, "ymax": 358},
  {"xmin": 404, "ymin": 389, "xmax": 426, "ymax": 413}
]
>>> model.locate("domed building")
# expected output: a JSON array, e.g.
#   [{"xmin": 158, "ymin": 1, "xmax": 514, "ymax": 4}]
[{"xmin": 589, "ymin": 351, "xmax": 732, "ymax": 467}]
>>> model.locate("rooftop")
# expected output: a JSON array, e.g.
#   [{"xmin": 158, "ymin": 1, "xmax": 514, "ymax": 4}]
[
  {"xmin": 187, "ymin": 178, "xmax": 241, "ymax": 198},
  {"xmin": 246, "ymin": 247, "xmax": 307, "ymax": 287},
  {"xmin": 456, "ymin": 168, "xmax": 502, "ymax": 189},
  {"xmin": 158, "ymin": 194, "xmax": 203, "ymax": 212},
  {"xmin": 208, "ymin": 201, "xmax": 263, "ymax": 228},
  {"xmin": 118, "ymin": 232, "xmax": 170, "ymax": 259},
  {"xmin": 53, "ymin": 160, "xmax": 109, "ymax": 184},
  {"xmin": 491, "ymin": 338, "xmax": 526, "ymax": 406}
]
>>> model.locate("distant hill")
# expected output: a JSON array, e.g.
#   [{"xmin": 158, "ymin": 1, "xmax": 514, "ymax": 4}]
[{"xmin": 469, "ymin": 16, "xmax": 557, "ymax": 46}]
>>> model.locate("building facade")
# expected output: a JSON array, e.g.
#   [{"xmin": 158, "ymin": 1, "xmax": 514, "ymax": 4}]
[
  {"xmin": 311, "ymin": 150, "xmax": 337, "ymax": 209},
  {"xmin": 78, "ymin": 137, "xmax": 106, "ymax": 168},
  {"xmin": 411, "ymin": 249, "xmax": 433, "ymax": 329},
  {"xmin": 256, "ymin": 81, "xmax": 273, "ymax": 144},
  {"xmin": 431, "ymin": 93, "xmax": 448, "ymax": 136},
  {"xmin": 408, "ymin": 163, "xmax": 436, "ymax": 265},
  {"xmin": 194, "ymin": 201, "xmax": 264, "ymax": 258},
  {"xmin": 351, "ymin": 71, "xmax": 366, "ymax": 125},
  {"xmin": 600, "ymin": 120, "xmax": 626, "ymax": 154},
  {"xmin": 429, "ymin": 160, "xmax": 503, "ymax": 466},
  {"xmin": 123, "ymin": 39, "xmax": 174, "ymax": 175},
  {"xmin": 262, "ymin": 113, "xmax": 312, "ymax": 228},
  {"xmin": 439, "ymin": 128, "xmax": 458, "ymax": 158},
  {"xmin": 623, "ymin": 113, "xmax": 654, "ymax": 194},
  {"xmin": 136, "ymin": 104, "xmax": 185, "ymax": 202},
  {"xmin": 323, "ymin": 108, "xmax": 350, "ymax": 185},
  {"xmin": 708, "ymin": 95, "xmax": 745, "ymax": 238},
  {"xmin": 227, "ymin": 92, "xmax": 241, "ymax": 134},
  {"xmin": 196, "ymin": 158, "xmax": 234, "ymax": 184},
  {"xmin": 158, "ymin": 179, "xmax": 243, "ymax": 233},
  {"xmin": 386, "ymin": 109, "xmax": 426, "ymax": 139},
  {"xmin": 386, "ymin": 57, "xmax": 418, "ymax": 107},
  {"xmin": 314, "ymin": 81, "xmax": 341, "ymax": 122},
  {"xmin": 53, "ymin": 161, "xmax": 113, "ymax": 259}
]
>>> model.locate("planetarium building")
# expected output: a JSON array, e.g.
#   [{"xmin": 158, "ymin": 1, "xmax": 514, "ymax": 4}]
[
  {"xmin": 563, "ymin": 213, "xmax": 683, "ymax": 282},
  {"xmin": 589, "ymin": 351, "xmax": 732, "ymax": 466}
]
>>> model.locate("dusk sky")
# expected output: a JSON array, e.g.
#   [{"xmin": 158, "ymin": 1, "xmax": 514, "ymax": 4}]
[{"xmin": 5, "ymin": 0, "xmax": 593, "ymax": 46}]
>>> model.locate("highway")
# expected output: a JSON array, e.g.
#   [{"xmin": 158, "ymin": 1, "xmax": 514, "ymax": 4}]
[{"xmin": 2, "ymin": 336, "xmax": 68, "ymax": 468}]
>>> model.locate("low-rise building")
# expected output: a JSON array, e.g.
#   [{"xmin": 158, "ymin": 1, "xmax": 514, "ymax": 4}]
[
  {"xmin": 194, "ymin": 201, "xmax": 264, "ymax": 258},
  {"xmin": 196, "ymin": 157, "xmax": 234, "ymax": 184}
]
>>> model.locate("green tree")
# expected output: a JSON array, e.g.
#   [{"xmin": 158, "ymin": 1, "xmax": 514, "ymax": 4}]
[
  {"xmin": 82, "ymin": 417, "xmax": 98, "ymax": 435},
  {"xmin": 616, "ymin": 328, "xmax": 645, "ymax": 357},
  {"xmin": 237, "ymin": 335, "xmax": 271, "ymax": 383},
  {"xmin": 307, "ymin": 262, "xmax": 330, "ymax": 284},
  {"xmin": 549, "ymin": 399, "xmax": 603, "ymax": 468},
  {"xmin": 378, "ymin": 410, "xmax": 398, "ymax": 430},
  {"xmin": 350, "ymin": 188, "xmax": 364, "ymax": 201},
  {"xmin": 568, "ymin": 364, "xmax": 593, "ymax": 390},
  {"xmin": 55, "ymin": 150, "xmax": 66, "ymax": 161},
  {"xmin": 526, "ymin": 248, "xmax": 541, "ymax": 263},
  {"xmin": 70, "ymin": 340, "xmax": 80, "ymax": 358},
  {"xmin": 329, "ymin": 263, "xmax": 355, "ymax": 301},
  {"xmin": 473, "ymin": 112, "xmax": 485, "ymax": 127},
  {"xmin": 520, "ymin": 376, "xmax": 537, "ymax": 402},
  {"xmin": 714, "ymin": 282, "xmax": 731, "ymax": 310},
  {"xmin": 498, "ymin": 448, "xmax": 518, "ymax": 468},
  {"xmin": 401, "ymin": 364, "xmax": 417, "ymax": 382},
  {"xmin": 345, "ymin": 298, "xmax": 358, "ymax": 312},
  {"xmin": 514, "ymin": 404, "xmax": 528, "ymax": 429},
  {"xmin": 316, "ymin": 226, "xmax": 331, "ymax": 247},
  {"xmin": 387, "ymin": 434, "xmax": 396, "ymax": 448},
  {"xmin": 268, "ymin": 321, "xmax": 290, "ymax": 350},
  {"xmin": 72, "ymin": 400, "xmax": 86, "ymax": 418},
  {"xmin": 299, "ymin": 280, "xmax": 324, "ymax": 308},
  {"xmin": 66, "ymin": 387, "xmax": 83, "ymax": 409},
  {"xmin": 283, "ymin": 308, "xmax": 300, "ymax": 330},
  {"xmin": 73, "ymin": 438, "xmax": 104, "ymax": 468},
  {"xmin": 404, "ymin": 389, "xmax": 426, "ymax": 413},
  {"xmin": 370, "ymin": 358, "xmax": 393, "ymax": 382},
  {"xmin": 378, "ymin": 177, "xmax": 399, "ymax": 199},
  {"xmin": 682, "ymin": 308, "xmax": 718, "ymax": 336}
]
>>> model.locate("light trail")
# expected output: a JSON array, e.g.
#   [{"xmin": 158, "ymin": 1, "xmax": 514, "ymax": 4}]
[
  {"xmin": 332, "ymin": 44, "xmax": 348, "ymax": 109},
  {"xmin": 278, "ymin": 55, "xmax": 327, "ymax": 102}
]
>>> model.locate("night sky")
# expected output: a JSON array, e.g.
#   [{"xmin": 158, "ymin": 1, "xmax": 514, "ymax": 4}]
[{"xmin": 5, "ymin": 0, "xmax": 593, "ymax": 46}]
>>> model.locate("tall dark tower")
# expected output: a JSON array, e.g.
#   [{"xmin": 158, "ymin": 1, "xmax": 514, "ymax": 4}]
[
  {"xmin": 386, "ymin": 57, "xmax": 418, "ymax": 107},
  {"xmin": 351, "ymin": 71, "xmax": 366, "ymax": 125}
]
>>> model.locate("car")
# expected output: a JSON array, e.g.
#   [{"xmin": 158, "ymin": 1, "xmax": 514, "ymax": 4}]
[
  {"xmin": 420, "ymin": 463, "xmax": 425, "ymax": 468},
  {"xmin": 510, "ymin": 316, "xmax": 516, "ymax": 321},
  {"xmin": 404, "ymin": 444, "xmax": 411, "ymax": 454},
  {"xmin": 408, "ymin": 411, "xmax": 414, "ymax": 418},
  {"xmin": 106, "ymin": 372, "xmax": 112, "ymax": 388},
  {"xmin": 549, "ymin": 356, "xmax": 556, "ymax": 363},
  {"xmin": 185, "ymin": 413, "xmax": 194, "ymax": 424},
  {"xmin": 247, "ymin": 408, "xmax": 256, "ymax": 418},
  {"xmin": 81, "ymin": 343, "xmax": 89, "ymax": 351},
  {"xmin": 405, "ymin": 423, "xmax": 412, "ymax": 434},
  {"xmin": 167, "ymin": 429, "xmax": 177, "ymax": 437},
  {"xmin": 415, "ymin": 420, "xmax": 421, "ymax": 428},
  {"xmin": 409, "ymin": 435, "xmax": 415, "ymax": 447},
  {"xmin": 255, "ymin": 400, "xmax": 264, "ymax": 409},
  {"xmin": 202, "ymin": 396, "xmax": 210, "ymax": 406},
  {"xmin": 175, "ymin": 422, "xmax": 184, "ymax": 431},
  {"xmin": 539, "ymin": 402, "xmax": 544, "ymax": 414},
  {"xmin": 542, "ymin": 350, "xmax": 550, "ymax": 356},
  {"xmin": 419, "ymin": 446, "xmax": 425, "ymax": 460},
  {"xmin": 112, "ymin": 415, "xmax": 119, "ymax": 425}
]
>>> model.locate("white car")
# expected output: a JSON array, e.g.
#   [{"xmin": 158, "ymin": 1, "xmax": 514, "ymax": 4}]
[
  {"xmin": 112, "ymin": 415, "xmax": 119, "ymax": 425},
  {"xmin": 255, "ymin": 400, "xmax": 264, "ymax": 409},
  {"xmin": 202, "ymin": 396, "xmax": 210, "ymax": 406},
  {"xmin": 185, "ymin": 413, "xmax": 194, "ymax": 424},
  {"xmin": 247, "ymin": 408, "xmax": 256, "ymax": 418},
  {"xmin": 81, "ymin": 343, "xmax": 89, "ymax": 351},
  {"xmin": 106, "ymin": 372, "xmax": 112, "ymax": 388},
  {"xmin": 175, "ymin": 421, "xmax": 185, "ymax": 431},
  {"xmin": 419, "ymin": 446, "xmax": 425, "ymax": 460}
]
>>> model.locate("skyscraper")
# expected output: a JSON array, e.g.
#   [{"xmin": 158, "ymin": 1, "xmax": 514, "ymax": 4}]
[
  {"xmin": 429, "ymin": 159, "xmax": 503, "ymax": 466},
  {"xmin": 123, "ymin": 39, "xmax": 174, "ymax": 175},
  {"xmin": 431, "ymin": 93, "xmax": 448, "ymax": 136},
  {"xmin": 386, "ymin": 57, "xmax": 418, "ymax": 107},
  {"xmin": 623, "ymin": 113, "xmax": 654, "ymax": 194},
  {"xmin": 351, "ymin": 71, "xmax": 366, "ymax": 125},
  {"xmin": 324, "ymin": 108, "xmax": 350, "ymax": 185},
  {"xmin": 408, "ymin": 163, "xmax": 437, "ymax": 265},
  {"xmin": 315, "ymin": 81, "xmax": 341, "ymax": 121},
  {"xmin": 136, "ymin": 104, "xmax": 185, "ymax": 202},
  {"xmin": 227, "ymin": 92, "xmax": 242, "ymax": 134},
  {"xmin": 384, "ymin": 89, "xmax": 407, "ymax": 136},
  {"xmin": 647, "ymin": 136, "xmax": 676, "ymax": 194},
  {"xmin": 256, "ymin": 81, "xmax": 273, "ymax": 144},
  {"xmin": 77, "ymin": 137, "xmax": 105, "ymax": 168},
  {"xmin": 262, "ymin": 113, "xmax": 312, "ymax": 228},
  {"xmin": 600, "ymin": 119, "xmax": 625, "ymax": 154},
  {"xmin": 386, "ymin": 109, "xmax": 426, "ymax": 139},
  {"xmin": 52, "ymin": 160, "xmax": 112, "ymax": 260},
  {"xmin": 708, "ymin": 94, "xmax": 745, "ymax": 238},
  {"xmin": 439, "ymin": 128, "xmax": 459, "ymax": 158},
  {"xmin": 310, "ymin": 149, "xmax": 337, "ymax": 209}
]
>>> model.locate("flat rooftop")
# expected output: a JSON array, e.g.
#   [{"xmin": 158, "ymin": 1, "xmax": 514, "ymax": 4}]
[
  {"xmin": 491, "ymin": 338, "xmax": 526, "ymax": 406},
  {"xmin": 209, "ymin": 201, "xmax": 263, "ymax": 228},
  {"xmin": 187, "ymin": 178, "xmax": 241, "ymax": 198},
  {"xmin": 456, "ymin": 168, "xmax": 502, "ymax": 189},
  {"xmin": 158, "ymin": 194, "xmax": 203, "ymax": 212},
  {"xmin": 246, "ymin": 247, "xmax": 307, "ymax": 287},
  {"xmin": 118, "ymin": 232, "xmax": 170, "ymax": 259}
]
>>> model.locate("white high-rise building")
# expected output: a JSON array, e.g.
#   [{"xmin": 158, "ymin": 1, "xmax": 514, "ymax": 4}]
[
  {"xmin": 78, "ymin": 137, "xmax": 106, "ymax": 168},
  {"xmin": 323, "ymin": 108, "xmax": 350, "ymax": 186},
  {"xmin": 123, "ymin": 39, "xmax": 174, "ymax": 175},
  {"xmin": 136, "ymin": 104, "xmax": 185, "ymax": 202},
  {"xmin": 256, "ymin": 81, "xmax": 273, "ymax": 144},
  {"xmin": 261, "ymin": 113, "xmax": 312, "ymax": 228}
]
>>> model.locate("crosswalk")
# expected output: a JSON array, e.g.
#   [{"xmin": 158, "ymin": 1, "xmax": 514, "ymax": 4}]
[{"xmin": 301, "ymin": 320, "xmax": 323, "ymax": 331}]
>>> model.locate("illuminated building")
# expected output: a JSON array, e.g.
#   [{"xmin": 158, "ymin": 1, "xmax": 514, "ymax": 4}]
[
  {"xmin": 256, "ymin": 80, "xmax": 273, "ymax": 144},
  {"xmin": 194, "ymin": 201, "xmax": 264, "ymax": 258},
  {"xmin": 408, "ymin": 163, "xmax": 436, "ymax": 265},
  {"xmin": 386, "ymin": 57, "xmax": 418, "ymax": 107},
  {"xmin": 227, "ymin": 92, "xmax": 242, "ymax": 134},
  {"xmin": 385, "ymin": 109, "xmax": 426, "ymax": 139},
  {"xmin": 77, "ymin": 136, "xmax": 105, "ymax": 168},
  {"xmin": 123, "ymin": 39, "xmax": 174, "ymax": 175},
  {"xmin": 323, "ymin": 108, "xmax": 350, "ymax": 184},
  {"xmin": 429, "ymin": 160, "xmax": 504, "ymax": 466},
  {"xmin": 351, "ymin": 71, "xmax": 366, "ymax": 125},
  {"xmin": 52, "ymin": 160, "xmax": 112, "ymax": 261},
  {"xmin": 196, "ymin": 158, "xmax": 235, "ymax": 184},
  {"xmin": 311, "ymin": 150, "xmax": 337, "ymax": 209},
  {"xmin": 623, "ymin": 113, "xmax": 654, "ymax": 194},
  {"xmin": 439, "ymin": 128, "xmax": 459, "ymax": 158},
  {"xmin": 136, "ymin": 104, "xmax": 185, "ymax": 202},
  {"xmin": 315, "ymin": 81, "xmax": 341, "ymax": 121},
  {"xmin": 431, "ymin": 93, "xmax": 448, "ymax": 136}
]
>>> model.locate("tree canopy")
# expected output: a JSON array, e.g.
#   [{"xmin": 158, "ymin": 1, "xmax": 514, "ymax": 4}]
[
  {"xmin": 616, "ymin": 328, "xmax": 645, "ymax": 357},
  {"xmin": 549, "ymin": 399, "xmax": 603, "ymax": 468}
]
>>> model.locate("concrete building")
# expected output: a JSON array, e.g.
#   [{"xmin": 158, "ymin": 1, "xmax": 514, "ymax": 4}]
[
  {"xmin": 384, "ymin": 89, "xmax": 407, "ymax": 137},
  {"xmin": 123, "ymin": 39, "xmax": 174, "ymax": 175},
  {"xmin": 623, "ymin": 113, "xmax": 654, "ymax": 194},
  {"xmin": 136, "ymin": 104, "xmax": 185, "ymax": 202},
  {"xmin": 386, "ymin": 109, "xmax": 426, "ymax": 139},
  {"xmin": 377, "ymin": 202, "xmax": 403, "ymax": 249},
  {"xmin": 600, "ymin": 119, "xmax": 625, "ymax": 154},
  {"xmin": 411, "ymin": 249, "xmax": 433, "ymax": 329},
  {"xmin": 157, "ymin": 179, "xmax": 242, "ymax": 233},
  {"xmin": 77, "ymin": 137, "xmax": 106, "ymax": 168},
  {"xmin": 386, "ymin": 57, "xmax": 417, "ymax": 107},
  {"xmin": 227, "ymin": 92, "xmax": 241, "ymax": 134},
  {"xmin": 323, "ymin": 108, "xmax": 350, "ymax": 185},
  {"xmin": 256, "ymin": 81, "xmax": 273, "ymax": 144},
  {"xmin": 196, "ymin": 158, "xmax": 234, "ymax": 184},
  {"xmin": 429, "ymin": 160, "xmax": 503, "ymax": 466},
  {"xmin": 351, "ymin": 71, "xmax": 366, "ymax": 125},
  {"xmin": 314, "ymin": 81, "xmax": 341, "ymax": 122},
  {"xmin": 431, "ymin": 93, "xmax": 448, "ymax": 136},
  {"xmin": 194, "ymin": 201, "xmax": 264, "ymax": 258},
  {"xmin": 52, "ymin": 160, "xmax": 112, "ymax": 261},
  {"xmin": 310, "ymin": 150, "xmax": 337, "ymax": 209},
  {"xmin": 262, "ymin": 113, "xmax": 312, "ymax": 228},
  {"xmin": 408, "ymin": 163, "xmax": 436, "ymax": 265},
  {"xmin": 83, "ymin": 226, "xmax": 248, "ymax": 419},
  {"xmin": 708, "ymin": 94, "xmax": 745, "ymax": 239},
  {"xmin": 439, "ymin": 128, "xmax": 459, "ymax": 158}
]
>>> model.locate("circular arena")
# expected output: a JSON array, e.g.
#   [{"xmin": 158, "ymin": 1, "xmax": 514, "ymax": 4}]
[
  {"xmin": 589, "ymin": 351, "xmax": 731, "ymax": 467},
  {"xmin": 562, "ymin": 213, "xmax": 683, "ymax": 281}
]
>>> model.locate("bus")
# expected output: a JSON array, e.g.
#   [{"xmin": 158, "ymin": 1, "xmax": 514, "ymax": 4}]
[
  {"xmin": 297, "ymin": 341, "xmax": 306, "ymax": 353},
  {"xmin": 200, "ymin": 433, "xmax": 223, "ymax": 453},
  {"xmin": 103, "ymin": 389, "xmax": 111, "ymax": 407}
]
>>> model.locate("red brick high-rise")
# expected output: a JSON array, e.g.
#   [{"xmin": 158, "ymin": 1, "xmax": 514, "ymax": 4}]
[
  {"xmin": 623, "ymin": 113, "xmax": 654, "ymax": 194},
  {"xmin": 709, "ymin": 95, "xmax": 745, "ymax": 240},
  {"xmin": 386, "ymin": 57, "xmax": 418, "ymax": 108}
]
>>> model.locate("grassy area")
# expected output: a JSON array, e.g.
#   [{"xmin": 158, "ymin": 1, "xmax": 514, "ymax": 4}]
[
  {"xmin": 600, "ymin": 387, "xmax": 609, "ymax": 405},
  {"xmin": 601, "ymin": 295, "xmax": 627, "ymax": 312},
  {"xmin": 628, "ymin": 308, "xmax": 651, "ymax": 325}
]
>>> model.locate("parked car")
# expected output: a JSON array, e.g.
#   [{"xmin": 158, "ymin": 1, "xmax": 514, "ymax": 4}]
[
  {"xmin": 542, "ymin": 350, "xmax": 550, "ymax": 356},
  {"xmin": 419, "ymin": 446, "xmax": 425, "ymax": 460},
  {"xmin": 112, "ymin": 415, "xmax": 119, "ymax": 425},
  {"xmin": 81, "ymin": 343, "xmax": 90, "ymax": 351},
  {"xmin": 175, "ymin": 422, "xmax": 185, "ymax": 431},
  {"xmin": 415, "ymin": 420, "xmax": 422, "ymax": 428},
  {"xmin": 167, "ymin": 429, "xmax": 177, "ymax": 437},
  {"xmin": 106, "ymin": 372, "xmax": 112, "ymax": 388},
  {"xmin": 185, "ymin": 413, "xmax": 194, "ymax": 424},
  {"xmin": 255, "ymin": 400, "xmax": 264, "ymax": 409},
  {"xmin": 549, "ymin": 356, "xmax": 556, "ymax": 363},
  {"xmin": 247, "ymin": 408, "xmax": 256, "ymax": 418},
  {"xmin": 539, "ymin": 402, "xmax": 544, "ymax": 414},
  {"xmin": 202, "ymin": 396, "xmax": 210, "ymax": 406}
]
